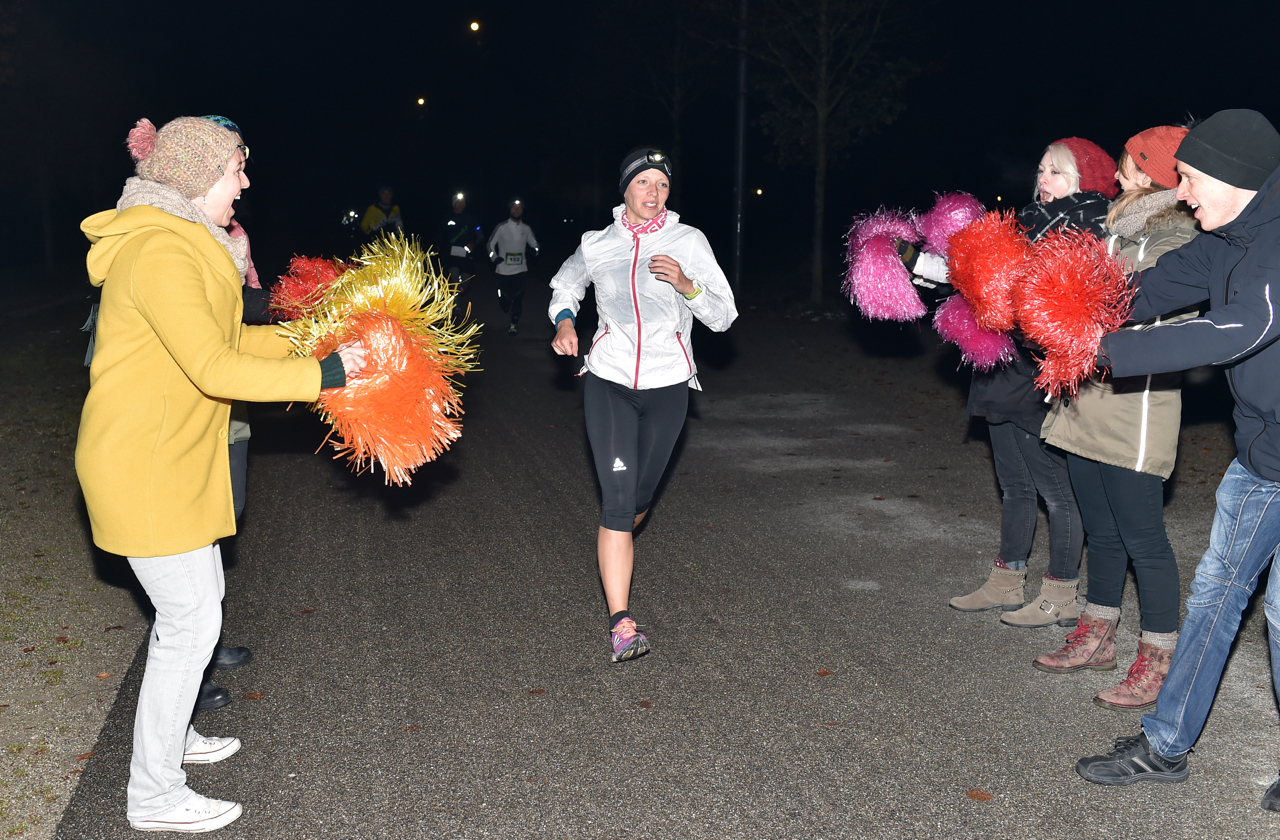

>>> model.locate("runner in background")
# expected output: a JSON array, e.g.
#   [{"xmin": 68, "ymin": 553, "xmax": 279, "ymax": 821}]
[{"xmin": 488, "ymin": 197, "xmax": 539, "ymax": 334}]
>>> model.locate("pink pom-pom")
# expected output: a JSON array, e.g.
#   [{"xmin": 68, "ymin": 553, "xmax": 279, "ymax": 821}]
[
  {"xmin": 127, "ymin": 118, "xmax": 157, "ymax": 162},
  {"xmin": 843, "ymin": 208, "xmax": 926, "ymax": 322},
  {"xmin": 947, "ymin": 210, "xmax": 1032, "ymax": 332},
  {"xmin": 1016, "ymin": 228, "xmax": 1135, "ymax": 398},
  {"xmin": 917, "ymin": 192, "xmax": 986, "ymax": 256},
  {"xmin": 933, "ymin": 294, "xmax": 1017, "ymax": 372}
]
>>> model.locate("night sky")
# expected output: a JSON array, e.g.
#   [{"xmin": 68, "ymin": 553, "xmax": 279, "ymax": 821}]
[{"xmin": 2, "ymin": 0, "xmax": 1277, "ymax": 300}]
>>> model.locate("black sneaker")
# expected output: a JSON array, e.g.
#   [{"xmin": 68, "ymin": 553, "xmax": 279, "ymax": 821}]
[
  {"xmin": 1076, "ymin": 732, "xmax": 1189, "ymax": 786},
  {"xmin": 1262, "ymin": 776, "xmax": 1280, "ymax": 812}
]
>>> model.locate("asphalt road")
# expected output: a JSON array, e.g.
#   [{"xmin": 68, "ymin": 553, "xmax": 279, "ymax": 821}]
[{"xmin": 57, "ymin": 275, "xmax": 1279, "ymax": 839}]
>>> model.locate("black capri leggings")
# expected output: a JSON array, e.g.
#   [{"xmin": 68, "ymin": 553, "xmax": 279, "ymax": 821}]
[{"xmin": 583, "ymin": 372, "xmax": 689, "ymax": 531}]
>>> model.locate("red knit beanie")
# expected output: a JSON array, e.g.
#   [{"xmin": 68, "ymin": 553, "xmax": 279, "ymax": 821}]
[
  {"xmin": 1052, "ymin": 137, "xmax": 1119, "ymax": 199},
  {"xmin": 1125, "ymin": 126, "xmax": 1188, "ymax": 190}
]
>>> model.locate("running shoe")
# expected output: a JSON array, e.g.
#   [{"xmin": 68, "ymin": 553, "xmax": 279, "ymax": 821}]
[{"xmin": 610, "ymin": 617, "xmax": 650, "ymax": 663}]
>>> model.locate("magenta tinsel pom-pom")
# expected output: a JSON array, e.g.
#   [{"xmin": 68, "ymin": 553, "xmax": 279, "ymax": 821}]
[
  {"xmin": 1016, "ymin": 228, "xmax": 1135, "ymax": 398},
  {"xmin": 933, "ymin": 294, "xmax": 1017, "ymax": 372},
  {"xmin": 127, "ymin": 118, "xmax": 157, "ymax": 162},
  {"xmin": 843, "ymin": 209, "xmax": 926, "ymax": 322},
  {"xmin": 917, "ymin": 192, "xmax": 986, "ymax": 256}
]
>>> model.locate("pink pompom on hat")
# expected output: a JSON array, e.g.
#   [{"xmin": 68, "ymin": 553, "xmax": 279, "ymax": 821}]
[
  {"xmin": 127, "ymin": 116, "xmax": 239, "ymax": 199},
  {"xmin": 1052, "ymin": 137, "xmax": 1119, "ymax": 199}
]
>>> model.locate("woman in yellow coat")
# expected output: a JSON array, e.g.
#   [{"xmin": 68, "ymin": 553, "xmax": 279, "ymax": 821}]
[{"xmin": 76, "ymin": 116, "xmax": 366, "ymax": 833}]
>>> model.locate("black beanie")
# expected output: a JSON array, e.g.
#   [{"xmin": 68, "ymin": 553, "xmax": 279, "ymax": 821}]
[
  {"xmin": 619, "ymin": 148, "xmax": 673, "ymax": 195},
  {"xmin": 1175, "ymin": 109, "xmax": 1280, "ymax": 190}
]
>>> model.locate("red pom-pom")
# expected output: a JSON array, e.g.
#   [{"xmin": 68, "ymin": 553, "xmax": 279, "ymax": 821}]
[
  {"xmin": 270, "ymin": 256, "xmax": 348, "ymax": 321},
  {"xmin": 314, "ymin": 311, "xmax": 463, "ymax": 486},
  {"xmin": 127, "ymin": 118, "xmax": 157, "ymax": 162},
  {"xmin": 1016, "ymin": 228, "xmax": 1134, "ymax": 398},
  {"xmin": 947, "ymin": 210, "xmax": 1032, "ymax": 332}
]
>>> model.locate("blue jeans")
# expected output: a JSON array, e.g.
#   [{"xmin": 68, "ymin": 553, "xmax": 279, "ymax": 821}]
[{"xmin": 1143, "ymin": 460, "xmax": 1280, "ymax": 757}]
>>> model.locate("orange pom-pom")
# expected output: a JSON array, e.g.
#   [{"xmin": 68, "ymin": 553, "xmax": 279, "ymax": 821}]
[
  {"xmin": 270, "ymin": 256, "xmax": 349, "ymax": 321},
  {"xmin": 314, "ymin": 310, "xmax": 463, "ymax": 485},
  {"xmin": 1016, "ymin": 228, "xmax": 1134, "ymax": 398},
  {"xmin": 947, "ymin": 210, "xmax": 1032, "ymax": 332}
]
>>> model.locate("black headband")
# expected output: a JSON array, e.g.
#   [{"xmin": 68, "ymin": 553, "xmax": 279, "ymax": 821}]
[{"xmin": 619, "ymin": 148, "xmax": 673, "ymax": 194}]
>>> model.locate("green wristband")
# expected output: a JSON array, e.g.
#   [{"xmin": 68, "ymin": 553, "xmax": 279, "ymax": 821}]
[{"xmin": 683, "ymin": 286, "xmax": 703, "ymax": 301}]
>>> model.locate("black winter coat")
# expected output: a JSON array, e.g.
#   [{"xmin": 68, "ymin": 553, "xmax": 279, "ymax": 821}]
[
  {"xmin": 1101, "ymin": 165, "xmax": 1280, "ymax": 481},
  {"xmin": 967, "ymin": 192, "xmax": 1110, "ymax": 431}
]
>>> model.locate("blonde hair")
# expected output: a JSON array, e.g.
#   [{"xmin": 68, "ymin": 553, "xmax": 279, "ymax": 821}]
[
  {"xmin": 1034, "ymin": 144, "xmax": 1080, "ymax": 200},
  {"xmin": 1105, "ymin": 150, "xmax": 1167, "ymax": 229}
]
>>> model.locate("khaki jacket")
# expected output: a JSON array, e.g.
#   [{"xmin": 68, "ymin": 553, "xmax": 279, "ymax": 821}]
[
  {"xmin": 76, "ymin": 206, "xmax": 322, "ymax": 557},
  {"xmin": 1041, "ymin": 205, "xmax": 1198, "ymax": 478}
]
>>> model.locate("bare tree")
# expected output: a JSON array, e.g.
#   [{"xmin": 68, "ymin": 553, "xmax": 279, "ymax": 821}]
[{"xmin": 751, "ymin": 0, "xmax": 914, "ymax": 303}]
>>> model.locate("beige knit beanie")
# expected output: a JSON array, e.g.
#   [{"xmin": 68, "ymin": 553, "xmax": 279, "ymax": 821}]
[{"xmin": 127, "ymin": 117, "xmax": 238, "ymax": 199}]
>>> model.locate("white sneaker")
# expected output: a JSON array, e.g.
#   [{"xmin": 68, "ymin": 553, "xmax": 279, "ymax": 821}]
[
  {"xmin": 129, "ymin": 793, "xmax": 243, "ymax": 832},
  {"xmin": 182, "ymin": 736, "xmax": 241, "ymax": 765}
]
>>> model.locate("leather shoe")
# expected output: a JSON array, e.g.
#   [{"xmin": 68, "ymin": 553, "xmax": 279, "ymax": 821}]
[
  {"xmin": 211, "ymin": 645, "xmax": 253, "ymax": 671},
  {"xmin": 195, "ymin": 681, "xmax": 232, "ymax": 712}
]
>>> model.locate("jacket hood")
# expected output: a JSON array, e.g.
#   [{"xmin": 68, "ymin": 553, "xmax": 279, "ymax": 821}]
[{"xmin": 81, "ymin": 206, "xmax": 229, "ymax": 289}]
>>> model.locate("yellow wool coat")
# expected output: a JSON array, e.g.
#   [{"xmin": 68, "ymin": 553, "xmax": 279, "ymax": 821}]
[{"xmin": 76, "ymin": 206, "xmax": 322, "ymax": 558}]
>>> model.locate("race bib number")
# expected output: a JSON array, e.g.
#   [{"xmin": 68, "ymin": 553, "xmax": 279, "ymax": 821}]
[{"xmin": 504, "ymin": 253, "xmax": 523, "ymax": 266}]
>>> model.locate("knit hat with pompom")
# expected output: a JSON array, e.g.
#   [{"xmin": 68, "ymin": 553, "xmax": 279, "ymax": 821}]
[
  {"xmin": 1052, "ymin": 137, "xmax": 1119, "ymax": 199},
  {"xmin": 127, "ymin": 117, "xmax": 238, "ymax": 199}
]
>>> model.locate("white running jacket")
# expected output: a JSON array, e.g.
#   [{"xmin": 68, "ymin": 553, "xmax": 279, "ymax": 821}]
[{"xmin": 549, "ymin": 205, "xmax": 737, "ymax": 390}]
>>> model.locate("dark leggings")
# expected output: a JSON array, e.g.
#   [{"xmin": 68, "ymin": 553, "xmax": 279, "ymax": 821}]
[
  {"xmin": 988, "ymin": 421, "xmax": 1084, "ymax": 580},
  {"xmin": 1067, "ymin": 453, "xmax": 1180, "ymax": 633},
  {"xmin": 583, "ymin": 372, "xmax": 688, "ymax": 531},
  {"xmin": 497, "ymin": 273, "xmax": 528, "ymax": 325},
  {"xmin": 229, "ymin": 439, "xmax": 248, "ymax": 520}
]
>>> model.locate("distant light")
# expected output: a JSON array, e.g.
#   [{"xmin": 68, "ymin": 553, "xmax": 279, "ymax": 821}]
[
  {"xmin": 470, "ymin": 21, "xmax": 479, "ymax": 31},
  {"xmin": 755, "ymin": 188, "xmax": 763, "ymax": 195},
  {"xmin": 455, "ymin": 193, "xmax": 465, "ymax": 201},
  {"xmin": 417, "ymin": 98, "xmax": 425, "ymax": 106},
  {"xmin": 997, "ymin": 195, "xmax": 1002, "ymax": 202}
]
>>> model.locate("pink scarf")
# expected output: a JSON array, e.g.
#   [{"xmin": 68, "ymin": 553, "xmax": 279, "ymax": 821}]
[{"xmin": 621, "ymin": 207, "xmax": 668, "ymax": 237}]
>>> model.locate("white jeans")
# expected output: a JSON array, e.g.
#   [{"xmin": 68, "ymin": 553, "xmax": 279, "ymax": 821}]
[{"xmin": 126, "ymin": 544, "xmax": 225, "ymax": 819}]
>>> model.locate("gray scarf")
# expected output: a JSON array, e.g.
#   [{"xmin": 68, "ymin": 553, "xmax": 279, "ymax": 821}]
[
  {"xmin": 116, "ymin": 177, "xmax": 249, "ymax": 279},
  {"xmin": 1108, "ymin": 189, "xmax": 1179, "ymax": 240}
]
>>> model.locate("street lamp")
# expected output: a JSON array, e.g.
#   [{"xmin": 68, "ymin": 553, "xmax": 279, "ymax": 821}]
[{"xmin": 470, "ymin": 21, "xmax": 480, "ymax": 32}]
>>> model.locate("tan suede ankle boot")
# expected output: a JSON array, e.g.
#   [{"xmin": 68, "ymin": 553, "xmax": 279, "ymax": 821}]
[
  {"xmin": 948, "ymin": 564, "xmax": 1026, "ymax": 612},
  {"xmin": 1031, "ymin": 611, "xmax": 1118, "ymax": 673},
  {"xmin": 1000, "ymin": 577, "xmax": 1079, "ymax": 628},
  {"xmin": 1093, "ymin": 641, "xmax": 1173, "ymax": 710}
]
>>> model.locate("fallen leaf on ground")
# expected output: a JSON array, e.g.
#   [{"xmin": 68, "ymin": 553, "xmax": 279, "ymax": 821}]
[
  {"xmin": 75, "ymin": 752, "xmax": 93, "ymax": 761},
  {"xmin": 96, "ymin": 673, "xmax": 110, "ymax": 680},
  {"xmin": 818, "ymin": 668, "xmax": 833, "ymax": 677},
  {"xmin": 873, "ymin": 496, "xmax": 885, "ymax": 501},
  {"xmin": 70, "ymin": 769, "xmax": 83, "ymax": 775},
  {"xmin": 529, "ymin": 689, "xmax": 545, "ymax": 696},
  {"xmin": 22, "ymin": 647, "xmax": 34, "ymax": 653},
  {"xmin": 967, "ymin": 789, "xmax": 994, "ymax": 802},
  {"xmin": 243, "ymin": 692, "xmax": 265, "ymax": 701},
  {"xmin": 55, "ymin": 636, "xmax": 68, "ymax": 643},
  {"xmin": 402, "ymin": 725, "xmax": 421, "ymax": 731},
  {"xmin": 639, "ymin": 700, "xmax": 653, "ymax": 709}
]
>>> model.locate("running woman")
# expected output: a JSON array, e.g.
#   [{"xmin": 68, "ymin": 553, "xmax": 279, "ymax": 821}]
[{"xmin": 549, "ymin": 148, "xmax": 737, "ymax": 662}]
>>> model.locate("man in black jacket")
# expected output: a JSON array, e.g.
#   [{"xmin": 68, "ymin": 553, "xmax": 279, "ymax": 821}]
[{"xmin": 1075, "ymin": 110, "xmax": 1280, "ymax": 810}]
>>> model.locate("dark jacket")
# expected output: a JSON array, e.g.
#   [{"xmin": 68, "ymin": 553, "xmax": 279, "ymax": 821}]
[
  {"xmin": 968, "ymin": 191, "xmax": 1110, "ymax": 431},
  {"xmin": 1101, "ymin": 164, "xmax": 1280, "ymax": 481}
]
